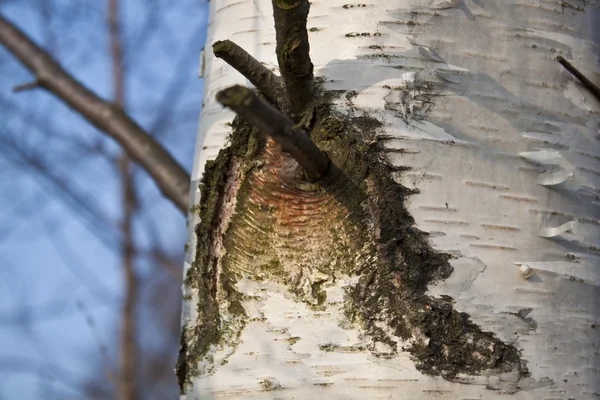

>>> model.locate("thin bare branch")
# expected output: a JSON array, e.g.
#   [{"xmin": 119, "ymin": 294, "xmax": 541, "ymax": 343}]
[
  {"xmin": 123, "ymin": 0, "xmax": 161, "ymax": 70},
  {"xmin": 0, "ymin": 131, "xmax": 120, "ymax": 250},
  {"xmin": 556, "ymin": 56, "xmax": 600, "ymax": 101},
  {"xmin": 116, "ymin": 154, "xmax": 138, "ymax": 400},
  {"xmin": 0, "ymin": 14, "xmax": 190, "ymax": 213},
  {"xmin": 272, "ymin": 0, "xmax": 314, "ymax": 117},
  {"xmin": 12, "ymin": 79, "xmax": 40, "ymax": 92},
  {"xmin": 42, "ymin": 218, "xmax": 115, "ymax": 302},
  {"xmin": 76, "ymin": 300, "xmax": 117, "ymax": 392},
  {"xmin": 39, "ymin": 0, "xmax": 57, "ymax": 54},
  {"xmin": 145, "ymin": 20, "xmax": 207, "ymax": 139},
  {"xmin": 0, "ymin": 295, "xmax": 75, "ymax": 325},
  {"xmin": 1, "ymin": 126, "xmax": 178, "ymax": 267},
  {"xmin": 108, "ymin": 0, "xmax": 125, "ymax": 108},
  {"xmin": 107, "ymin": 1, "xmax": 138, "ymax": 399},
  {"xmin": 217, "ymin": 85, "xmax": 329, "ymax": 181},
  {"xmin": 213, "ymin": 40, "xmax": 283, "ymax": 106}
]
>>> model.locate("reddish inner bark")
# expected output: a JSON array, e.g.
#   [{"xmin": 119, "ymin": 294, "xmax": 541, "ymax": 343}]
[{"xmin": 223, "ymin": 139, "xmax": 363, "ymax": 297}]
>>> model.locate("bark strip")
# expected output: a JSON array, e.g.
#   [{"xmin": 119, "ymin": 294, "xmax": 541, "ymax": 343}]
[
  {"xmin": 556, "ymin": 56, "xmax": 600, "ymax": 101},
  {"xmin": 216, "ymin": 85, "xmax": 328, "ymax": 181},
  {"xmin": 272, "ymin": 0, "xmax": 314, "ymax": 116},
  {"xmin": 0, "ymin": 14, "xmax": 190, "ymax": 213},
  {"xmin": 213, "ymin": 40, "xmax": 283, "ymax": 106}
]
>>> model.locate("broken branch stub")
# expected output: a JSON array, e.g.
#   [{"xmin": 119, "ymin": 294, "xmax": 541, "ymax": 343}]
[
  {"xmin": 556, "ymin": 56, "xmax": 600, "ymax": 102},
  {"xmin": 12, "ymin": 79, "xmax": 40, "ymax": 92},
  {"xmin": 216, "ymin": 85, "xmax": 329, "ymax": 181},
  {"xmin": 272, "ymin": 0, "xmax": 314, "ymax": 117},
  {"xmin": 212, "ymin": 40, "xmax": 283, "ymax": 107}
]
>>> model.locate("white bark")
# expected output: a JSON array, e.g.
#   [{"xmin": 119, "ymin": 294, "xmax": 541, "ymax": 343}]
[{"xmin": 182, "ymin": 0, "xmax": 600, "ymax": 398}]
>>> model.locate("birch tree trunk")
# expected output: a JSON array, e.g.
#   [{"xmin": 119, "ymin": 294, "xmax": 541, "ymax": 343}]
[{"xmin": 179, "ymin": 0, "xmax": 600, "ymax": 398}]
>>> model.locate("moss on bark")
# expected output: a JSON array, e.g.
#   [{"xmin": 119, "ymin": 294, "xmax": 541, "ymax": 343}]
[{"xmin": 176, "ymin": 118, "xmax": 263, "ymax": 392}]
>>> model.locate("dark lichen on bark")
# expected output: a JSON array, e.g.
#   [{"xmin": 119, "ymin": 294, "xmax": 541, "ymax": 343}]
[
  {"xmin": 176, "ymin": 118, "xmax": 264, "ymax": 393},
  {"xmin": 309, "ymin": 101, "xmax": 526, "ymax": 380}
]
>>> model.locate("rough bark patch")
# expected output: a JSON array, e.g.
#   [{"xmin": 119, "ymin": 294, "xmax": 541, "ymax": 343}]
[
  {"xmin": 177, "ymin": 91, "xmax": 528, "ymax": 393},
  {"xmin": 177, "ymin": 119, "xmax": 263, "ymax": 391}
]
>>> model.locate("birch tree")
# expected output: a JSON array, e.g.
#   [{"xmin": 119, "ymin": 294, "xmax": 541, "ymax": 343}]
[{"xmin": 179, "ymin": 0, "xmax": 600, "ymax": 398}]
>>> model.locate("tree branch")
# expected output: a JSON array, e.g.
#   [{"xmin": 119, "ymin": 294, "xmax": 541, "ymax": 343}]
[
  {"xmin": 108, "ymin": 0, "xmax": 125, "ymax": 109},
  {"xmin": 12, "ymin": 79, "xmax": 40, "ymax": 92},
  {"xmin": 107, "ymin": 1, "xmax": 138, "ymax": 399},
  {"xmin": 217, "ymin": 85, "xmax": 329, "ymax": 181},
  {"xmin": 0, "ymin": 14, "xmax": 190, "ymax": 213},
  {"xmin": 272, "ymin": 0, "xmax": 314, "ymax": 117},
  {"xmin": 213, "ymin": 39, "xmax": 283, "ymax": 106},
  {"xmin": 0, "ymin": 131, "xmax": 120, "ymax": 251},
  {"xmin": 116, "ymin": 154, "xmax": 137, "ymax": 400},
  {"xmin": 556, "ymin": 56, "xmax": 600, "ymax": 102},
  {"xmin": 76, "ymin": 300, "xmax": 117, "ymax": 389}
]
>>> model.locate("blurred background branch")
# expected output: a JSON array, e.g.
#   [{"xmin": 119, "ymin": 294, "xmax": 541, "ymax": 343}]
[
  {"xmin": 106, "ymin": 0, "xmax": 137, "ymax": 398},
  {"xmin": 0, "ymin": 13, "xmax": 191, "ymax": 212},
  {"xmin": 0, "ymin": 1, "xmax": 207, "ymax": 398}
]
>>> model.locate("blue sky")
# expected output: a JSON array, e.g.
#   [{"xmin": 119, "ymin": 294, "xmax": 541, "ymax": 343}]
[{"xmin": 0, "ymin": 1, "xmax": 207, "ymax": 398}]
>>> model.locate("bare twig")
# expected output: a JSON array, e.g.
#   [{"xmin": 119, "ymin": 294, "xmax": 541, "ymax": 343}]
[
  {"xmin": 556, "ymin": 56, "xmax": 600, "ymax": 102},
  {"xmin": 0, "ymin": 131, "xmax": 120, "ymax": 250},
  {"xmin": 1, "ymin": 125, "xmax": 179, "ymax": 270},
  {"xmin": 12, "ymin": 79, "xmax": 40, "ymax": 92},
  {"xmin": 213, "ymin": 40, "xmax": 283, "ymax": 106},
  {"xmin": 108, "ymin": 1, "xmax": 125, "ymax": 109},
  {"xmin": 0, "ymin": 14, "xmax": 190, "ymax": 213},
  {"xmin": 116, "ymin": 155, "xmax": 138, "ymax": 400},
  {"xmin": 42, "ymin": 218, "xmax": 115, "ymax": 302},
  {"xmin": 0, "ymin": 298, "xmax": 69, "ymax": 325},
  {"xmin": 39, "ymin": 0, "xmax": 57, "ymax": 54},
  {"xmin": 272, "ymin": 0, "xmax": 314, "ymax": 117},
  {"xmin": 217, "ymin": 85, "xmax": 329, "ymax": 181},
  {"xmin": 76, "ymin": 300, "xmax": 116, "ymax": 390},
  {"xmin": 147, "ymin": 21, "xmax": 207, "ymax": 139},
  {"xmin": 107, "ymin": 1, "xmax": 138, "ymax": 399}
]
